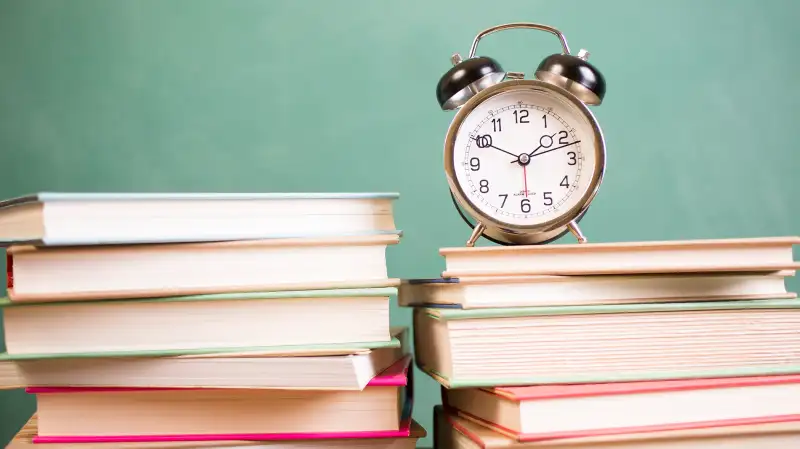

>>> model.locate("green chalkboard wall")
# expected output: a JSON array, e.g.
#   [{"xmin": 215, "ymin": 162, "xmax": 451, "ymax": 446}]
[{"xmin": 1, "ymin": 0, "xmax": 798, "ymax": 446}]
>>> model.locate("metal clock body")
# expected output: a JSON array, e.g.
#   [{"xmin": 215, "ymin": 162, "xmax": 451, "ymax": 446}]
[{"xmin": 435, "ymin": 22, "xmax": 608, "ymax": 246}]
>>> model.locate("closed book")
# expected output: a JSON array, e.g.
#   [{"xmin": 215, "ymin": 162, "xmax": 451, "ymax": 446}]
[
  {"xmin": 28, "ymin": 356, "xmax": 414, "ymax": 443},
  {"xmin": 5, "ymin": 234, "xmax": 400, "ymax": 303},
  {"xmin": 445, "ymin": 375, "xmax": 800, "ymax": 441},
  {"xmin": 399, "ymin": 271, "xmax": 795, "ymax": 309},
  {"xmin": 2, "ymin": 327, "xmax": 408, "ymax": 390},
  {"xmin": 414, "ymin": 299, "xmax": 800, "ymax": 387},
  {"xmin": 7, "ymin": 416, "xmax": 426, "ymax": 449},
  {"xmin": 435, "ymin": 406, "xmax": 800, "ymax": 448},
  {"xmin": 439, "ymin": 236, "xmax": 800, "ymax": 278},
  {"xmin": 0, "ymin": 192, "xmax": 399, "ymax": 246},
  {"xmin": 2, "ymin": 287, "xmax": 395, "ymax": 358}
]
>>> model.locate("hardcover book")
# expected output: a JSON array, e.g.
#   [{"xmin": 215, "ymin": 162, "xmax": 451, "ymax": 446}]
[
  {"xmin": 0, "ymin": 192, "xmax": 400, "ymax": 246},
  {"xmin": 2, "ymin": 288, "xmax": 396, "ymax": 357},
  {"xmin": 5, "ymin": 234, "xmax": 400, "ymax": 302},
  {"xmin": 398, "ymin": 271, "xmax": 795, "ymax": 309},
  {"xmin": 414, "ymin": 299, "xmax": 800, "ymax": 387},
  {"xmin": 1, "ymin": 327, "xmax": 408, "ymax": 390},
  {"xmin": 439, "ymin": 236, "xmax": 800, "ymax": 277},
  {"xmin": 435, "ymin": 405, "xmax": 800, "ymax": 448},
  {"xmin": 27, "ymin": 356, "xmax": 415, "ymax": 443},
  {"xmin": 444, "ymin": 374, "xmax": 800, "ymax": 441}
]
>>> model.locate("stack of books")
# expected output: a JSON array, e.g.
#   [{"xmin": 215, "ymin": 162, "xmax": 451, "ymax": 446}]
[
  {"xmin": 0, "ymin": 192, "xmax": 425, "ymax": 449},
  {"xmin": 400, "ymin": 236, "xmax": 800, "ymax": 448}
]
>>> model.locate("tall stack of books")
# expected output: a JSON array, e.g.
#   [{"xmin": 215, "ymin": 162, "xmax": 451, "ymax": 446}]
[
  {"xmin": 0, "ymin": 192, "xmax": 425, "ymax": 449},
  {"xmin": 400, "ymin": 236, "xmax": 800, "ymax": 448}
]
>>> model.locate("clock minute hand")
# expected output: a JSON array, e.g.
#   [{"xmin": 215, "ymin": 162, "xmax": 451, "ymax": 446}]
[
  {"xmin": 529, "ymin": 140, "xmax": 582, "ymax": 158},
  {"xmin": 472, "ymin": 135, "xmax": 519, "ymax": 159}
]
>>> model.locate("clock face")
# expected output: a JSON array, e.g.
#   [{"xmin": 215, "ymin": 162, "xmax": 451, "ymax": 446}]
[{"xmin": 447, "ymin": 82, "xmax": 603, "ymax": 229}]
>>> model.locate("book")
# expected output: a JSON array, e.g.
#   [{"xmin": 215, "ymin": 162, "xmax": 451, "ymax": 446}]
[
  {"xmin": 413, "ymin": 299, "xmax": 800, "ymax": 387},
  {"xmin": 0, "ymin": 359, "xmax": 22, "ymax": 390},
  {"xmin": 398, "ymin": 271, "xmax": 795, "ymax": 309},
  {"xmin": 444, "ymin": 374, "xmax": 800, "ymax": 441},
  {"xmin": 2, "ymin": 327, "xmax": 408, "ymax": 390},
  {"xmin": 27, "ymin": 356, "xmax": 413, "ymax": 443},
  {"xmin": 2, "ymin": 288, "xmax": 394, "ymax": 357},
  {"xmin": 6, "ymin": 416, "xmax": 426, "ymax": 449},
  {"xmin": 435, "ymin": 405, "xmax": 800, "ymax": 448},
  {"xmin": 0, "ymin": 192, "xmax": 399, "ymax": 246},
  {"xmin": 5, "ymin": 234, "xmax": 400, "ymax": 302},
  {"xmin": 439, "ymin": 236, "xmax": 800, "ymax": 278}
]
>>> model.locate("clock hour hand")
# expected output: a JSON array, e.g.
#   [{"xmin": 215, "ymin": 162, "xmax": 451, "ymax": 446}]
[{"xmin": 473, "ymin": 135, "xmax": 519, "ymax": 159}]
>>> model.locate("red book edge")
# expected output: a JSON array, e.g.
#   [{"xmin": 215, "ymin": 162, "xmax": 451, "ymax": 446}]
[
  {"xmin": 25, "ymin": 354, "xmax": 411, "ymax": 394},
  {"xmin": 488, "ymin": 373, "xmax": 800, "ymax": 402},
  {"xmin": 453, "ymin": 409, "xmax": 800, "ymax": 443}
]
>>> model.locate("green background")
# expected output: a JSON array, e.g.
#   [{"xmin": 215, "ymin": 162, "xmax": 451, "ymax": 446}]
[{"xmin": 1, "ymin": 0, "xmax": 798, "ymax": 446}]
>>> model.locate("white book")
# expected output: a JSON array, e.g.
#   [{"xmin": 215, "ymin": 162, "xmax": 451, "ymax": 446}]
[
  {"xmin": 437, "ymin": 407, "xmax": 800, "ymax": 449},
  {"xmin": 2, "ymin": 328, "xmax": 409, "ymax": 391},
  {"xmin": 440, "ymin": 236, "xmax": 800, "ymax": 277},
  {"xmin": 398, "ymin": 271, "xmax": 795, "ymax": 309},
  {"xmin": 2, "ymin": 288, "xmax": 395, "ymax": 357},
  {"xmin": 0, "ymin": 192, "xmax": 399, "ymax": 246},
  {"xmin": 6, "ymin": 234, "xmax": 399, "ymax": 302}
]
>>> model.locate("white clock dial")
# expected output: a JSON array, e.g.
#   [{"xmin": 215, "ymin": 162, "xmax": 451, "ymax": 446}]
[{"xmin": 449, "ymin": 85, "xmax": 601, "ymax": 228}]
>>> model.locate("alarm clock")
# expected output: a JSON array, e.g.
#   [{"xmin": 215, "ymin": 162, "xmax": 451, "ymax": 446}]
[{"xmin": 436, "ymin": 22, "xmax": 607, "ymax": 247}]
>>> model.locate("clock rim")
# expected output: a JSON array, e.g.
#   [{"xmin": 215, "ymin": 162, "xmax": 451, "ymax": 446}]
[{"xmin": 443, "ymin": 78, "xmax": 606, "ymax": 239}]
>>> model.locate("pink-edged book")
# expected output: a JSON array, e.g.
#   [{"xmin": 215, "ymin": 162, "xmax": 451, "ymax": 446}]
[
  {"xmin": 444, "ymin": 373, "xmax": 800, "ymax": 442},
  {"xmin": 29, "ymin": 355, "xmax": 415, "ymax": 444}
]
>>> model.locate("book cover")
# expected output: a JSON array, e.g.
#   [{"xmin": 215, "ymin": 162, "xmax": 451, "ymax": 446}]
[
  {"xmin": 0, "ymin": 334, "xmax": 402, "ymax": 361},
  {"xmin": 0, "ymin": 192, "xmax": 402, "ymax": 246},
  {"xmin": 29, "ymin": 356, "xmax": 416, "ymax": 443}
]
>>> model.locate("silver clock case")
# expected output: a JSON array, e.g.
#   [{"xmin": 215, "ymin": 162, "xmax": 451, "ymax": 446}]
[{"xmin": 443, "ymin": 79, "xmax": 606, "ymax": 246}]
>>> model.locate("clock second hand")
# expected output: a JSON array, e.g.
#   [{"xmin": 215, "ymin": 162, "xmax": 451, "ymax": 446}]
[{"xmin": 523, "ymin": 164, "xmax": 528, "ymax": 197}]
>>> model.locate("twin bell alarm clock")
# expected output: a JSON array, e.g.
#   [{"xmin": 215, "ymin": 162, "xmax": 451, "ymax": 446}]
[{"xmin": 436, "ymin": 22, "xmax": 607, "ymax": 247}]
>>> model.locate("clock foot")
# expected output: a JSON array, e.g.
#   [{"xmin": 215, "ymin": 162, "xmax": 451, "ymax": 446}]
[
  {"xmin": 466, "ymin": 222, "xmax": 486, "ymax": 247},
  {"xmin": 568, "ymin": 220, "xmax": 587, "ymax": 243}
]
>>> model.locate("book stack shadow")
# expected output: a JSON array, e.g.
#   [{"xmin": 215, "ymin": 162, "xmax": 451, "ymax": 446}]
[
  {"xmin": 399, "ymin": 236, "xmax": 800, "ymax": 449},
  {"xmin": 0, "ymin": 192, "xmax": 425, "ymax": 449}
]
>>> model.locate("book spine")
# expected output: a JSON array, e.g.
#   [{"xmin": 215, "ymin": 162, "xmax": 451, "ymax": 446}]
[{"xmin": 6, "ymin": 252, "xmax": 12, "ymax": 290}]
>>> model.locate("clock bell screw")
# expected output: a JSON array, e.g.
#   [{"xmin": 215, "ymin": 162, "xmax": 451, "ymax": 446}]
[
  {"xmin": 450, "ymin": 53, "xmax": 463, "ymax": 65},
  {"xmin": 577, "ymin": 49, "xmax": 590, "ymax": 60}
]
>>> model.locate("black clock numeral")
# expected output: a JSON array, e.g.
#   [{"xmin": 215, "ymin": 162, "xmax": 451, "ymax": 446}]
[
  {"xmin": 469, "ymin": 157, "xmax": 480, "ymax": 171},
  {"xmin": 498, "ymin": 194, "xmax": 508, "ymax": 208},
  {"xmin": 475, "ymin": 134, "xmax": 492, "ymax": 148},
  {"xmin": 543, "ymin": 192, "xmax": 553, "ymax": 206},
  {"xmin": 542, "ymin": 114, "xmax": 547, "ymax": 128},
  {"xmin": 567, "ymin": 151, "xmax": 577, "ymax": 165},
  {"xmin": 479, "ymin": 179, "xmax": 489, "ymax": 193},
  {"xmin": 520, "ymin": 198, "xmax": 531, "ymax": 213},
  {"xmin": 513, "ymin": 110, "xmax": 529, "ymax": 124},
  {"xmin": 560, "ymin": 175, "xmax": 569, "ymax": 187},
  {"xmin": 492, "ymin": 118, "xmax": 502, "ymax": 132},
  {"xmin": 558, "ymin": 130, "xmax": 569, "ymax": 145}
]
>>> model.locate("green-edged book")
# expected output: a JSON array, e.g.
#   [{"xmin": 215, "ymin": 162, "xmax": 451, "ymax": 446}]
[
  {"xmin": 0, "ymin": 327, "xmax": 408, "ymax": 391},
  {"xmin": 0, "ymin": 191, "xmax": 400, "ymax": 246},
  {"xmin": 413, "ymin": 298, "xmax": 800, "ymax": 387},
  {"xmin": 2, "ymin": 287, "xmax": 396, "ymax": 359}
]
